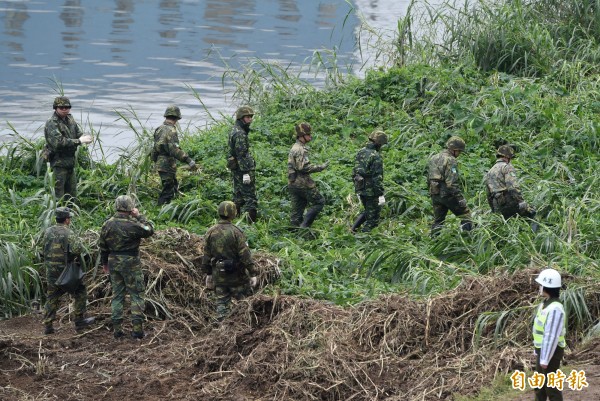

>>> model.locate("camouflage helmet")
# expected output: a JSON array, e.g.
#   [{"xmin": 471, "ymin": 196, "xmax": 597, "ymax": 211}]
[
  {"xmin": 217, "ymin": 201, "xmax": 237, "ymax": 219},
  {"xmin": 55, "ymin": 207, "xmax": 74, "ymax": 220},
  {"xmin": 368, "ymin": 130, "xmax": 388, "ymax": 146},
  {"xmin": 53, "ymin": 96, "xmax": 71, "ymax": 109},
  {"xmin": 446, "ymin": 136, "xmax": 466, "ymax": 151},
  {"xmin": 294, "ymin": 122, "xmax": 312, "ymax": 138},
  {"xmin": 496, "ymin": 144, "xmax": 515, "ymax": 159},
  {"xmin": 164, "ymin": 105, "xmax": 182, "ymax": 119},
  {"xmin": 115, "ymin": 195, "xmax": 134, "ymax": 212},
  {"xmin": 235, "ymin": 105, "xmax": 254, "ymax": 120}
]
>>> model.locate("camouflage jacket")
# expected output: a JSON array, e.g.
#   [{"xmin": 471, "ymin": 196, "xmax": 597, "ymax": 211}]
[
  {"xmin": 201, "ymin": 220, "xmax": 256, "ymax": 284},
  {"xmin": 42, "ymin": 223, "xmax": 84, "ymax": 268},
  {"xmin": 228, "ymin": 120, "xmax": 255, "ymax": 172},
  {"xmin": 153, "ymin": 121, "xmax": 191, "ymax": 173},
  {"xmin": 287, "ymin": 140, "xmax": 324, "ymax": 189},
  {"xmin": 353, "ymin": 142, "xmax": 384, "ymax": 197},
  {"xmin": 99, "ymin": 212, "xmax": 154, "ymax": 265},
  {"xmin": 485, "ymin": 159, "xmax": 521, "ymax": 195},
  {"xmin": 44, "ymin": 112, "xmax": 83, "ymax": 169},
  {"xmin": 427, "ymin": 149, "xmax": 462, "ymax": 196}
]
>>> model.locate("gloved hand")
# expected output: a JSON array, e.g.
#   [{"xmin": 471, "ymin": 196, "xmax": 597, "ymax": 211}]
[
  {"xmin": 205, "ymin": 275, "xmax": 215, "ymax": 290},
  {"xmin": 79, "ymin": 134, "xmax": 93, "ymax": 144},
  {"xmin": 249, "ymin": 276, "xmax": 258, "ymax": 288},
  {"xmin": 243, "ymin": 174, "xmax": 251, "ymax": 184},
  {"xmin": 458, "ymin": 199, "xmax": 467, "ymax": 208},
  {"xmin": 188, "ymin": 160, "xmax": 198, "ymax": 171},
  {"xmin": 378, "ymin": 195, "xmax": 386, "ymax": 206}
]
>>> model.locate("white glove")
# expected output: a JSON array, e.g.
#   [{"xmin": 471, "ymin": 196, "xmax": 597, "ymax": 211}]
[
  {"xmin": 518, "ymin": 201, "xmax": 528, "ymax": 212},
  {"xmin": 243, "ymin": 174, "xmax": 251, "ymax": 184},
  {"xmin": 249, "ymin": 276, "xmax": 258, "ymax": 288},
  {"xmin": 188, "ymin": 160, "xmax": 198, "ymax": 171},
  {"xmin": 205, "ymin": 275, "xmax": 214, "ymax": 290},
  {"xmin": 378, "ymin": 195, "xmax": 386, "ymax": 206},
  {"xmin": 458, "ymin": 199, "xmax": 467, "ymax": 208},
  {"xmin": 79, "ymin": 134, "xmax": 93, "ymax": 144}
]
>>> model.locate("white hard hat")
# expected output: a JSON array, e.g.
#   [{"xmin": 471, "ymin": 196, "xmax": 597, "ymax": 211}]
[{"xmin": 535, "ymin": 268, "xmax": 562, "ymax": 288}]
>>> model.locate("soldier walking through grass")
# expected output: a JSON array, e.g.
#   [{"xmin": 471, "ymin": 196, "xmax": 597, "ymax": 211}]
[
  {"xmin": 227, "ymin": 106, "xmax": 258, "ymax": 222},
  {"xmin": 99, "ymin": 195, "xmax": 154, "ymax": 339},
  {"xmin": 427, "ymin": 135, "xmax": 472, "ymax": 236},
  {"xmin": 201, "ymin": 201, "xmax": 258, "ymax": 321},
  {"xmin": 44, "ymin": 96, "xmax": 93, "ymax": 202},
  {"xmin": 351, "ymin": 130, "xmax": 388, "ymax": 232},
  {"xmin": 287, "ymin": 122, "xmax": 329, "ymax": 228},
  {"xmin": 151, "ymin": 105, "xmax": 197, "ymax": 206},
  {"xmin": 485, "ymin": 144, "xmax": 538, "ymax": 231},
  {"xmin": 42, "ymin": 207, "xmax": 94, "ymax": 334}
]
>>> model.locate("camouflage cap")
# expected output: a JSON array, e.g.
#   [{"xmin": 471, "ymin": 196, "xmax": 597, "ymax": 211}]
[
  {"xmin": 446, "ymin": 135, "xmax": 466, "ymax": 151},
  {"xmin": 53, "ymin": 96, "xmax": 71, "ymax": 109},
  {"xmin": 115, "ymin": 195, "xmax": 134, "ymax": 212},
  {"xmin": 235, "ymin": 105, "xmax": 254, "ymax": 120},
  {"xmin": 164, "ymin": 105, "xmax": 182, "ymax": 119},
  {"xmin": 217, "ymin": 201, "xmax": 237, "ymax": 219},
  {"xmin": 294, "ymin": 122, "xmax": 312, "ymax": 138},
  {"xmin": 55, "ymin": 207, "xmax": 74, "ymax": 220},
  {"xmin": 496, "ymin": 144, "xmax": 515, "ymax": 159},
  {"xmin": 368, "ymin": 130, "xmax": 388, "ymax": 145}
]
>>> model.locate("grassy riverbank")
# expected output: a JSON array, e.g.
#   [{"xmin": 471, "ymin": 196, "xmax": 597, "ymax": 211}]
[{"xmin": 1, "ymin": 1, "xmax": 600, "ymax": 398}]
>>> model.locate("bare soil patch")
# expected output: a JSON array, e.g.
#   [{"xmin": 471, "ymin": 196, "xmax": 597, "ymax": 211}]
[{"xmin": 1, "ymin": 229, "xmax": 598, "ymax": 400}]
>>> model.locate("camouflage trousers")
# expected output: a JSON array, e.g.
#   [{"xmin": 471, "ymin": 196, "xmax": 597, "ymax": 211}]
[
  {"xmin": 158, "ymin": 171, "xmax": 178, "ymax": 205},
  {"xmin": 43, "ymin": 264, "xmax": 87, "ymax": 327},
  {"xmin": 215, "ymin": 284, "xmax": 249, "ymax": 321},
  {"xmin": 232, "ymin": 170, "xmax": 257, "ymax": 213},
  {"xmin": 492, "ymin": 192, "xmax": 536, "ymax": 220},
  {"xmin": 109, "ymin": 255, "xmax": 145, "ymax": 330},
  {"xmin": 289, "ymin": 186, "xmax": 325, "ymax": 226},
  {"xmin": 430, "ymin": 194, "xmax": 472, "ymax": 236},
  {"xmin": 358, "ymin": 195, "xmax": 381, "ymax": 232},
  {"xmin": 51, "ymin": 166, "xmax": 77, "ymax": 202}
]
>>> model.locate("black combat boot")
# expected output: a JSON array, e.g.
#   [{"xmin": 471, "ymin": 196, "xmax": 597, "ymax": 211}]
[
  {"xmin": 44, "ymin": 325, "xmax": 55, "ymax": 335},
  {"xmin": 74, "ymin": 317, "xmax": 95, "ymax": 332},
  {"xmin": 300, "ymin": 208, "xmax": 320, "ymax": 228},
  {"xmin": 351, "ymin": 213, "xmax": 366, "ymax": 233},
  {"xmin": 248, "ymin": 209, "xmax": 258, "ymax": 224}
]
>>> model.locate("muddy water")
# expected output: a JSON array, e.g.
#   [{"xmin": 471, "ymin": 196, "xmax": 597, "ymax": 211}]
[{"xmin": 0, "ymin": 0, "xmax": 419, "ymax": 158}]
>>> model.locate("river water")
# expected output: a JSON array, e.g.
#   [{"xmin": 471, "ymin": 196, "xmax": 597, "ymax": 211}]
[{"xmin": 0, "ymin": 0, "xmax": 421, "ymax": 157}]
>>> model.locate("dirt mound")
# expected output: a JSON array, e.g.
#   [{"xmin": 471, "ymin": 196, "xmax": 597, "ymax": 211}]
[{"xmin": 1, "ymin": 230, "xmax": 599, "ymax": 400}]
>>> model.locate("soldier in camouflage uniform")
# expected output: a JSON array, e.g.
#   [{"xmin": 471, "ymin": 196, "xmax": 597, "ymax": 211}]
[
  {"xmin": 151, "ymin": 105, "xmax": 197, "ymax": 205},
  {"xmin": 201, "ymin": 201, "xmax": 258, "ymax": 321},
  {"xmin": 287, "ymin": 122, "xmax": 329, "ymax": 228},
  {"xmin": 351, "ymin": 130, "xmax": 388, "ymax": 232},
  {"xmin": 427, "ymin": 136, "xmax": 473, "ymax": 236},
  {"xmin": 485, "ymin": 145, "xmax": 537, "ymax": 228},
  {"xmin": 42, "ymin": 207, "xmax": 94, "ymax": 334},
  {"xmin": 99, "ymin": 195, "xmax": 154, "ymax": 339},
  {"xmin": 227, "ymin": 106, "xmax": 258, "ymax": 222},
  {"xmin": 44, "ymin": 96, "xmax": 93, "ymax": 202}
]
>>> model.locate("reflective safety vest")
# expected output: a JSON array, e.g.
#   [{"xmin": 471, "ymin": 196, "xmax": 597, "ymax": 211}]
[{"xmin": 533, "ymin": 301, "xmax": 566, "ymax": 348}]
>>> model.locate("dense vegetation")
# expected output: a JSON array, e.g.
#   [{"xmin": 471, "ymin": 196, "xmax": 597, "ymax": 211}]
[{"xmin": 1, "ymin": 0, "xmax": 598, "ymax": 349}]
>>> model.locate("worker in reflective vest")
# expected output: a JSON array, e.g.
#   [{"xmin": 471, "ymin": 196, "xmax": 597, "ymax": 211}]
[{"xmin": 532, "ymin": 268, "xmax": 566, "ymax": 401}]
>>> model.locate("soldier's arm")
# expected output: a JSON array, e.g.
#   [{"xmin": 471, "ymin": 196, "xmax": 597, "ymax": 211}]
[
  {"xmin": 70, "ymin": 116, "xmax": 84, "ymax": 139},
  {"xmin": 68, "ymin": 230, "xmax": 85, "ymax": 257},
  {"xmin": 200, "ymin": 232, "xmax": 213, "ymax": 275},
  {"xmin": 98, "ymin": 225, "xmax": 110, "ymax": 266},
  {"xmin": 294, "ymin": 149, "xmax": 323, "ymax": 174},
  {"xmin": 371, "ymin": 154, "xmax": 384, "ymax": 196},
  {"xmin": 443, "ymin": 158, "xmax": 461, "ymax": 195},
  {"xmin": 164, "ymin": 131, "xmax": 192, "ymax": 164},
  {"xmin": 132, "ymin": 215, "xmax": 155, "ymax": 238},
  {"xmin": 45, "ymin": 119, "xmax": 80, "ymax": 151},
  {"xmin": 233, "ymin": 133, "xmax": 254, "ymax": 172},
  {"xmin": 236, "ymin": 232, "xmax": 256, "ymax": 276}
]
